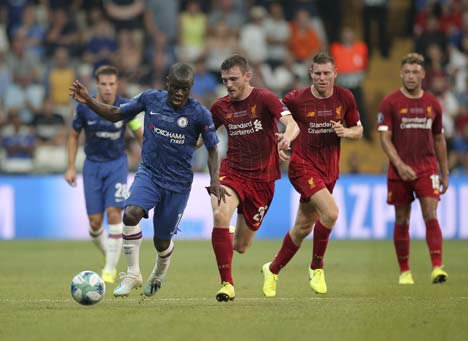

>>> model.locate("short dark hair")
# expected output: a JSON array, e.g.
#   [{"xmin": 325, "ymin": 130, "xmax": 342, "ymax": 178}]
[
  {"xmin": 401, "ymin": 53, "xmax": 425, "ymax": 67},
  {"xmin": 311, "ymin": 52, "xmax": 335, "ymax": 66},
  {"xmin": 95, "ymin": 65, "xmax": 119, "ymax": 81},
  {"xmin": 221, "ymin": 54, "xmax": 250, "ymax": 73},
  {"xmin": 168, "ymin": 63, "xmax": 194, "ymax": 82}
]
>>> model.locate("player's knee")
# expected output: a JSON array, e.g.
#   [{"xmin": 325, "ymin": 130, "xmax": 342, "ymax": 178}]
[
  {"xmin": 212, "ymin": 209, "xmax": 228, "ymax": 226},
  {"xmin": 154, "ymin": 237, "xmax": 171, "ymax": 252},
  {"xmin": 88, "ymin": 217, "xmax": 102, "ymax": 231},
  {"xmin": 296, "ymin": 224, "xmax": 313, "ymax": 240},
  {"xmin": 322, "ymin": 207, "xmax": 339, "ymax": 227},
  {"xmin": 422, "ymin": 209, "xmax": 437, "ymax": 222},
  {"xmin": 123, "ymin": 206, "xmax": 144, "ymax": 226},
  {"xmin": 106, "ymin": 208, "xmax": 122, "ymax": 224}
]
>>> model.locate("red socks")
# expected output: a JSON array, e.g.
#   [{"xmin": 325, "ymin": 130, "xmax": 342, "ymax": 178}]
[
  {"xmin": 211, "ymin": 227, "xmax": 234, "ymax": 285},
  {"xmin": 425, "ymin": 219, "xmax": 443, "ymax": 267},
  {"xmin": 394, "ymin": 223, "xmax": 410, "ymax": 272},
  {"xmin": 269, "ymin": 232, "xmax": 300, "ymax": 275},
  {"xmin": 310, "ymin": 221, "xmax": 332, "ymax": 270}
]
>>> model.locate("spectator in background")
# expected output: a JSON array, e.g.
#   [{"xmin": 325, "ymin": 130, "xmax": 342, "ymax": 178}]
[
  {"xmin": 31, "ymin": 98, "xmax": 67, "ymax": 172},
  {"xmin": 208, "ymin": 0, "xmax": 244, "ymax": 35},
  {"xmin": 331, "ymin": 27, "xmax": 372, "ymax": 140},
  {"xmin": 103, "ymin": 0, "xmax": 145, "ymax": 33},
  {"xmin": 0, "ymin": 112, "xmax": 36, "ymax": 173},
  {"xmin": 116, "ymin": 30, "xmax": 144, "ymax": 87},
  {"xmin": 83, "ymin": 20, "xmax": 118, "ymax": 71},
  {"xmin": 144, "ymin": 0, "xmax": 179, "ymax": 58},
  {"xmin": 205, "ymin": 21, "xmax": 240, "ymax": 77},
  {"xmin": 14, "ymin": 4, "xmax": 46, "ymax": 60},
  {"xmin": 289, "ymin": 9, "xmax": 322, "ymax": 63},
  {"xmin": 362, "ymin": 0, "xmax": 390, "ymax": 58},
  {"xmin": 139, "ymin": 50, "xmax": 169, "ymax": 88},
  {"xmin": 44, "ymin": 8, "xmax": 80, "ymax": 57},
  {"xmin": 32, "ymin": 98, "xmax": 66, "ymax": 145},
  {"xmin": 263, "ymin": 2, "xmax": 290, "ymax": 68},
  {"xmin": 3, "ymin": 67, "xmax": 44, "ymax": 124},
  {"xmin": 240, "ymin": 6, "xmax": 268, "ymax": 65},
  {"xmin": 45, "ymin": 47, "xmax": 76, "ymax": 116},
  {"xmin": 316, "ymin": 0, "xmax": 342, "ymax": 43},
  {"xmin": 0, "ymin": 51, "xmax": 12, "ymax": 103},
  {"xmin": 191, "ymin": 56, "xmax": 218, "ymax": 106},
  {"xmin": 177, "ymin": 1, "xmax": 207, "ymax": 63},
  {"xmin": 415, "ymin": 15, "xmax": 447, "ymax": 57},
  {"xmin": 430, "ymin": 75, "xmax": 460, "ymax": 141},
  {"xmin": 7, "ymin": 28, "xmax": 39, "ymax": 82}
]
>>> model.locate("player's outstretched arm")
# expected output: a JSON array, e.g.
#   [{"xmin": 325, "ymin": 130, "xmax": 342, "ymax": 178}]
[
  {"xmin": 206, "ymin": 145, "xmax": 229, "ymax": 205},
  {"xmin": 64, "ymin": 129, "xmax": 80, "ymax": 187},
  {"xmin": 379, "ymin": 131, "xmax": 417, "ymax": 181},
  {"xmin": 69, "ymin": 80, "xmax": 125, "ymax": 122},
  {"xmin": 434, "ymin": 133, "xmax": 449, "ymax": 194}
]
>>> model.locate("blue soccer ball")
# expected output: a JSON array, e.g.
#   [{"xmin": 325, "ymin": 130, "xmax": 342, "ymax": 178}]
[{"xmin": 71, "ymin": 271, "xmax": 105, "ymax": 306}]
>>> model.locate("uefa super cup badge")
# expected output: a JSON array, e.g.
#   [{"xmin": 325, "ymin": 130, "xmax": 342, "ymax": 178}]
[{"xmin": 177, "ymin": 117, "xmax": 188, "ymax": 128}]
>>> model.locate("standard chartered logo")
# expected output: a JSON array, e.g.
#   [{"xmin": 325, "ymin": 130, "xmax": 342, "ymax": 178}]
[
  {"xmin": 228, "ymin": 120, "xmax": 263, "ymax": 136},
  {"xmin": 254, "ymin": 119, "xmax": 263, "ymax": 131}
]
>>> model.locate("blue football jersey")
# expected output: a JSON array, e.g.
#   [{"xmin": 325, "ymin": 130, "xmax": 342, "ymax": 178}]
[
  {"xmin": 72, "ymin": 96, "xmax": 136, "ymax": 162},
  {"xmin": 119, "ymin": 89, "xmax": 219, "ymax": 193}
]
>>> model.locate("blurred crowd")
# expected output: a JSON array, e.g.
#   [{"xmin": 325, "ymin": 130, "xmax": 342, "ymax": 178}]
[{"xmin": 0, "ymin": 0, "xmax": 466, "ymax": 174}]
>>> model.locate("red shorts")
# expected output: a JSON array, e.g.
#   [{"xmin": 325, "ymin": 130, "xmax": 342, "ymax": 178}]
[
  {"xmin": 289, "ymin": 167, "xmax": 336, "ymax": 203},
  {"xmin": 220, "ymin": 173, "xmax": 275, "ymax": 231},
  {"xmin": 387, "ymin": 173, "xmax": 440, "ymax": 205}
]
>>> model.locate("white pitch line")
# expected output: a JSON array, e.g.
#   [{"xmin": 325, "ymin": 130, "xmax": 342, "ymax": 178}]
[{"xmin": 1, "ymin": 296, "xmax": 468, "ymax": 304}]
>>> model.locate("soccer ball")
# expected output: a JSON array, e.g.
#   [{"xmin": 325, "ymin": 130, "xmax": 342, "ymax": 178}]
[{"xmin": 70, "ymin": 271, "xmax": 105, "ymax": 306}]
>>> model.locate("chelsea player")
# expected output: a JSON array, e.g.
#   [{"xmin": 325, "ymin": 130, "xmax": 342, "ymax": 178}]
[
  {"xmin": 69, "ymin": 63, "xmax": 227, "ymax": 297},
  {"xmin": 65, "ymin": 65, "xmax": 143, "ymax": 284}
]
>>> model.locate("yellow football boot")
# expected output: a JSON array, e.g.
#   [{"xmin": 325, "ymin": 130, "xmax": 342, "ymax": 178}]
[
  {"xmin": 216, "ymin": 282, "xmax": 235, "ymax": 302},
  {"xmin": 309, "ymin": 268, "xmax": 327, "ymax": 294},
  {"xmin": 261, "ymin": 262, "xmax": 278, "ymax": 297},
  {"xmin": 398, "ymin": 271, "xmax": 415, "ymax": 285},
  {"xmin": 101, "ymin": 269, "xmax": 117, "ymax": 284},
  {"xmin": 431, "ymin": 266, "xmax": 448, "ymax": 284}
]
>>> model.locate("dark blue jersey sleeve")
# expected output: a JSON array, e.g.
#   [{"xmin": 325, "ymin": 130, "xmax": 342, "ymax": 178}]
[
  {"xmin": 72, "ymin": 104, "xmax": 84, "ymax": 132},
  {"xmin": 198, "ymin": 105, "xmax": 219, "ymax": 148},
  {"xmin": 119, "ymin": 90, "xmax": 147, "ymax": 118}
]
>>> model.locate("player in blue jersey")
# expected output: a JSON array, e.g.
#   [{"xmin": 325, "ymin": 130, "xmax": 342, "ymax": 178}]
[
  {"xmin": 69, "ymin": 63, "xmax": 226, "ymax": 297},
  {"xmin": 65, "ymin": 65, "xmax": 143, "ymax": 284}
]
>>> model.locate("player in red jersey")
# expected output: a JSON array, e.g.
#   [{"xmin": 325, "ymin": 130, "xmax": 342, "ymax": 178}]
[
  {"xmin": 209, "ymin": 55, "xmax": 299, "ymax": 302},
  {"xmin": 376, "ymin": 53, "xmax": 449, "ymax": 285},
  {"xmin": 261, "ymin": 52, "xmax": 363, "ymax": 297}
]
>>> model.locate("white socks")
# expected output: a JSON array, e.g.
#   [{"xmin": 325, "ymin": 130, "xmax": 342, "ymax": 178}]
[
  {"xmin": 122, "ymin": 224, "xmax": 142, "ymax": 276},
  {"xmin": 103, "ymin": 223, "xmax": 123, "ymax": 272},
  {"xmin": 89, "ymin": 226, "xmax": 107, "ymax": 256},
  {"xmin": 151, "ymin": 240, "xmax": 175, "ymax": 282}
]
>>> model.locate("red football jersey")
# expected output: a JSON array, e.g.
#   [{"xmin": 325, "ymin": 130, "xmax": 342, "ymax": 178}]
[
  {"xmin": 211, "ymin": 88, "xmax": 288, "ymax": 182},
  {"xmin": 283, "ymin": 85, "xmax": 361, "ymax": 182},
  {"xmin": 377, "ymin": 89, "xmax": 443, "ymax": 180}
]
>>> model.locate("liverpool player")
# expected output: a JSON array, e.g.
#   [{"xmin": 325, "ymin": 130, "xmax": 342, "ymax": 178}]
[
  {"xmin": 209, "ymin": 55, "xmax": 299, "ymax": 301},
  {"xmin": 377, "ymin": 53, "xmax": 448, "ymax": 285},
  {"xmin": 262, "ymin": 52, "xmax": 363, "ymax": 297}
]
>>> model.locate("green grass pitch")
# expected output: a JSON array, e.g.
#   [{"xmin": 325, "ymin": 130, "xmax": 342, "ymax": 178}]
[{"xmin": 1, "ymin": 240, "xmax": 467, "ymax": 341}]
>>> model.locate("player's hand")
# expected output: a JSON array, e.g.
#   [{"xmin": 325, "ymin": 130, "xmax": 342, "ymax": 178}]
[
  {"xmin": 279, "ymin": 149, "xmax": 290, "ymax": 162},
  {"xmin": 64, "ymin": 167, "xmax": 77, "ymax": 187},
  {"xmin": 69, "ymin": 80, "xmax": 91, "ymax": 104},
  {"xmin": 206, "ymin": 184, "xmax": 231, "ymax": 206},
  {"xmin": 330, "ymin": 120, "xmax": 347, "ymax": 138},
  {"xmin": 397, "ymin": 163, "xmax": 417, "ymax": 182},
  {"xmin": 440, "ymin": 175, "xmax": 449, "ymax": 194},
  {"xmin": 276, "ymin": 133, "xmax": 290, "ymax": 151}
]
